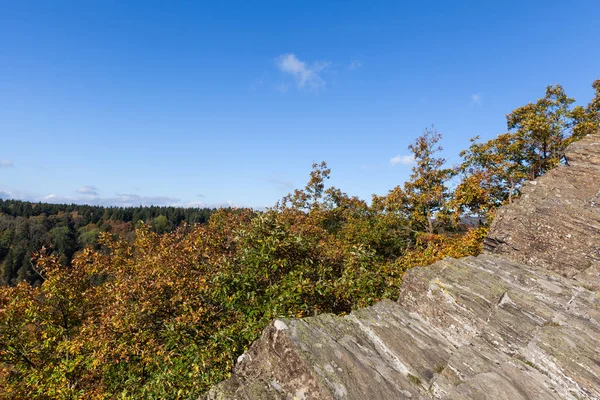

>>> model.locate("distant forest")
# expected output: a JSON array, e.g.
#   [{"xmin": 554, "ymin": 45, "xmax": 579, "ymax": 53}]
[{"xmin": 0, "ymin": 199, "xmax": 215, "ymax": 286}]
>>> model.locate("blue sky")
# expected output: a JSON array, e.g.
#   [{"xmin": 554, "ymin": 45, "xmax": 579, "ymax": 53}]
[{"xmin": 1, "ymin": 1, "xmax": 599, "ymax": 208}]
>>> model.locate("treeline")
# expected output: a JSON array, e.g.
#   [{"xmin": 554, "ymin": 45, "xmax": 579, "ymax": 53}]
[
  {"xmin": 0, "ymin": 200, "xmax": 214, "ymax": 225},
  {"xmin": 0, "ymin": 79, "xmax": 598, "ymax": 399},
  {"xmin": 0, "ymin": 200, "xmax": 215, "ymax": 286}
]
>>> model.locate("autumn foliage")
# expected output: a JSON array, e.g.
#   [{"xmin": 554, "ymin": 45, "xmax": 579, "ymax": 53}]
[{"xmin": 0, "ymin": 79, "xmax": 598, "ymax": 399}]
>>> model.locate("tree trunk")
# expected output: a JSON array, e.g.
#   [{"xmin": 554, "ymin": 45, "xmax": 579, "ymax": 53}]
[{"xmin": 426, "ymin": 208, "xmax": 433, "ymax": 234}]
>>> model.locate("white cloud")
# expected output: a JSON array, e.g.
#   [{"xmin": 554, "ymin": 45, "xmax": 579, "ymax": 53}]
[
  {"xmin": 0, "ymin": 187, "xmax": 240, "ymax": 209},
  {"xmin": 0, "ymin": 189, "xmax": 181, "ymax": 207},
  {"xmin": 348, "ymin": 60, "xmax": 363, "ymax": 70},
  {"xmin": 111, "ymin": 193, "xmax": 180, "ymax": 207},
  {"xmin": 390, "ymin": 155, "xmax": 415, "ymax": 166},
  {"xmin": 179, "ymin": 200, "xmax": 207, "ymax": 208},
  {"xmin": 0, "ymin": 160, "xmax": 15, "ymax": 168},
  {"xmin": 275, "ymin": 53, "xmax": 330, "ymax": 90},
  {"xmin": 471, "ymin": 93, "xmax": 482, "ymax": 105},
  {"xmin": 76, "ymin": 185, "xmax": 99, "ymax": 197}
]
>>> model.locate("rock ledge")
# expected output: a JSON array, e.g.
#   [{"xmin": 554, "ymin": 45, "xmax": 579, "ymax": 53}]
[{"xmin": 205, "ymin": 134, "xmax": 600, "ymax": 400}]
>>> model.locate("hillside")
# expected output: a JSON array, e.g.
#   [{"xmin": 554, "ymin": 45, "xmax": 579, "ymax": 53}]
[
  {"xmin": 205, "ymin": 134, "xmax": 600, "ymax": 399},
  {"xmin": 0, "ymin": 199, "xmax": 215, "ymax": 285}
]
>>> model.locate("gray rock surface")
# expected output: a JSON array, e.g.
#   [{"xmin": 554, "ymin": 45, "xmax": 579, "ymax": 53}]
[
  {"xmin": 204, "ymin": 134, "xmax": 600, "ymax": 400},
  {"xmin": 484, "ymin": 133, "xmax": 600, "ymax": 290}
]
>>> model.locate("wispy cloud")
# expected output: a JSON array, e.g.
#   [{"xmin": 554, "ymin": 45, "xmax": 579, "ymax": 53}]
[
  {"xmin": 0, "ymin": 189, "xmax": 180, "ymax": 207},
  {"xmin": 179, "ymin": 200, "xmax": 207, "ymax": 208},
  {"xmin": 76, "ymin": 185, "xmax": 99, "ymax": 197},
  {"xmin": 348, "ymin": 60, "xmax": 363, "ymax": 70},
  {"xmin": 471, "ymin": 93, "xmax": 482, "ymax": 105},
  {"xmin": 180, "ymin": 200, "xmax": 237, "ymax": 209},
  {"xmin": 390, "ymin": 155, "xmax": 415, "ymax": 166},
  {"xmin": 0, "ymin": 187, "xmax": 242, "ymax": 209},
  {"xmin": 267, "ymin": 178, "xmax": 294, "ymax": 192},
  {"xmin": 42, "ymin": 192, "xmax": 181, "ymax": 207},
  {"xmin": 275, "ymin": 53, "xmax": 330, "ymax": 90},
  {"xmin": 112, "ymin": 193, "xmax": 180, "ymax": 207},
  {"xmin": 0, "ymin": 160, "xmax": 15, "ymax": 168}
]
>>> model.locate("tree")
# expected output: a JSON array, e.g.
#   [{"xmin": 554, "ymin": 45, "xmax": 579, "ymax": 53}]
[
  {"xmin": 49, "ymin": 225, "xmax": 76, "ymax": 265},
  {"xmin": 151, "ymin": 215, "xmax": 171, "ymax": 234},
  {"xmin": 456, "ymin": 132, "xmax": 529, "ymax": 221},
  {"xmin": 506, "ymin": 84, "xmax": 575, "ymax": 178},
  {"xmin": 571, "ymin": 79, "xmax": 600, "ymax": 140},
  {"xmin": 456, "ymin": 80, "xmax": 598, "ymax": 221},
  {"xmin": 77, "ymin": 224, "xmax": 100, "ymax": 248},
  {"xmin": 280, "ymin": 161, "xmax": 331, "ymax": 211},
  {"xmin": 382, "ymin": 127, "xmax": 454, "ymax": 235}
]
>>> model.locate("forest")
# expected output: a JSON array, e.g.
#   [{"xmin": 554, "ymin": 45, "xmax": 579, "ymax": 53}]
[
  {"xmin": 0, "ymin": 201, "xmax": 215, "ymax": 286},
  {"xmin": 0, "ymin": 79, "xmax": 598, "ymax": 399}
]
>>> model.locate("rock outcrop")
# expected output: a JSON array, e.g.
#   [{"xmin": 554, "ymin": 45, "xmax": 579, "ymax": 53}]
[
  {"xmin": 204, "ymin": 134, "xmax": 600, "ymax": 400},
  {"xmin": 484, "ymin": 133, "xmax": 600, "ymax": 290}
]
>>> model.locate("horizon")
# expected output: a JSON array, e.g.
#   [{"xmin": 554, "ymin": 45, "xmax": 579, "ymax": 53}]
[{"xmin": 1, "ymin": 1, "xmax": 599, "ymax": 208}]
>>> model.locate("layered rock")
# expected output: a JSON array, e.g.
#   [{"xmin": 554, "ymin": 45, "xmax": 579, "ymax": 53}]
[
  {"xmin": 484, "ymin": 133, "xmax": 600, "ymax": 290},
  {"xmin": 204, "ymin": 134, "xmax": 600, "ymax": 400}
]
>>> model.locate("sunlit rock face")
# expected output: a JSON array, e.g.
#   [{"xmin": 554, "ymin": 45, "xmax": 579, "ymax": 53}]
[
  {"xmin": 204, "ymin": 134, "xmax": 600, "ymax": 400},
  {"xmin": 485, "ymin": 133, "xmax": 600, "ymax": 290}
]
